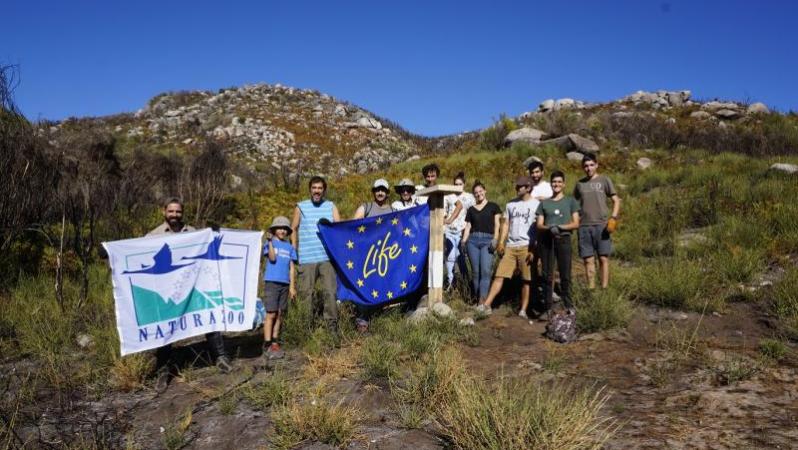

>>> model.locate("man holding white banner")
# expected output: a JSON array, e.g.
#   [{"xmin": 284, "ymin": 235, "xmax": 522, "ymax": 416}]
[{"xmin": 104, "ymin": 198, "xmax": 262, "ymax": 392}]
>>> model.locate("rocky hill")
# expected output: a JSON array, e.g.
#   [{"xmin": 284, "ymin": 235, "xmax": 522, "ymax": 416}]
[
  {"xmin": 49, "ymin": 83, "xmax": 434, "ymax": 180},
  {"xmin": 44, "ymin": 85, "xmax": 795, "ymax": 188}
]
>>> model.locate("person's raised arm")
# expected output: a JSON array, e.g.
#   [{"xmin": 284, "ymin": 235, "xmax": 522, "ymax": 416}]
[
  {"xmin": 290, "ymin": 206, "xmax": 301, "ymax": 248},
  {"xmin": 332, "ymin": 205, "xmax": 341, "ymax": 222},
  {"xmin": 267, "ymin": 237, "xmax": 277, "ymax": 262}
]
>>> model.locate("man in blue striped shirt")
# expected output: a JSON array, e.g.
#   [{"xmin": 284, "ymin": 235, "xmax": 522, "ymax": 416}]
[{"xmin": 291, "ymin": 176, "xmax": 341, "ymax": 331}]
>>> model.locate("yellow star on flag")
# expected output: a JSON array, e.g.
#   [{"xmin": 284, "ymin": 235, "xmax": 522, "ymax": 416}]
[
  {"xmin": 410, "ymin": 245, "xmax": 418, "ymax": 253},
  {"xmin": 387, "ymin": 291, "xmax": 394, "ymax": 299},
  {"xmin": 391, "ymin": 217, "xmax": 399, "ymax": 225},
  {"xmin": 358, "ymin": 225, "xmax": 366, "ymax": 233},
  {"xmin": 376, "ymin": 217, "xmax": 383, "ymax": 225},
  {"xmin": 403, "ymin": 227, "xmax": 411, "ymax": 236},
  {"xmin": 371, "ymin": 289, "xmax": 379, "ymax": 298},
  {"xmin": 346, "ymin": 240, "xmax": 354, "ymax": 249},
  {"xmin": 346, "ymin": 260, "xmax": 354, "ymax": 270},
  {"xmin": 409, "ymin": 264, "xmax": 417, "ymax": 273},
  {"xmin": 357, "ymin": 279, "xmax": 364, "ymax": 287},
  {"xmin": 400, "ymin": 281, "xmax": 407, "ymax": 289}
]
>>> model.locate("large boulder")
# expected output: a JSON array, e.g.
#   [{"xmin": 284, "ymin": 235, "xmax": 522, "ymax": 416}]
[
  {"xmin": 554, "ymin": 98, "xmax": 576, "ymax": 110},
  {"xmin": 504, "ymin": 127, "xmax": 548, "ymax": 146},
  {"xmin": 701, "ymin": 101, "xmax": 739, "ymax": 111},
  {"xmin": 690, "ymin": 111, "xmax": 712, "ymax": 120},
  {"xmin": 769, "ymin": 163, "xmax": 798, "ymax": 174},
  {"xmin": 539, "ymin": 99, "xmax": 555, "ymax": 112},
  {"xmin": 715, "ymin": 109, "xmax": 741, "ymax": 120},
  {"xmin": 566, "ymin": 151, "xmax": 584, "ymax": 162},
  {"xmin": 746, "ymin": 102, "xmax": 770, "ymax": 114},
  {"xmin": 540, "ymin": 133, "xmax": 599, "ymax": 154}
]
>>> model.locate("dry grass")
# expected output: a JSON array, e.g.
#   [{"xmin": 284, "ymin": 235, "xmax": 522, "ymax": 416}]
[
  {"xmin": 436, "ymin": 376, "xmax": 615, "ymax": 449},
  {"xmin": 270, "ymin": 398, "xmax": 361, "ymax": 450},
  {"xmin": 110, "ymin": 353, "xmax": 153, "ymax": 391}
]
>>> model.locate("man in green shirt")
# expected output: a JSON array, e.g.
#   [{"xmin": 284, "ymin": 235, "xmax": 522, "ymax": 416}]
[
  {"xmin": 536, "ymin": 171, "xmax": 580, "ymax": 313},
  {"xmin": 573, "ymin": 153, "xmax": 621, "ymax": 289}
]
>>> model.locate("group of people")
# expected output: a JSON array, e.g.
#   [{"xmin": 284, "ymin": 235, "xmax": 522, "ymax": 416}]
[{"xmin": 145, "ymin": 152, "xmax": 620, "ymax": 390}]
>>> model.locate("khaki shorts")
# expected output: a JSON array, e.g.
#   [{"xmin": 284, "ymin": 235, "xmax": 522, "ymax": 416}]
[{"xmin": 495, "ymin": 246, "xmax": 532, "ymax": 281}]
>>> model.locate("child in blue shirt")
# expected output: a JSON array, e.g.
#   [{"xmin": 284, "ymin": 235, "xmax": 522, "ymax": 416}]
[{"xmin": 262, "ymin": 216, "xmax": 297, "ymax": 359}]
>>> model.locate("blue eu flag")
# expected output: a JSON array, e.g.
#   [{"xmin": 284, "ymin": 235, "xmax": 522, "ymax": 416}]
[{"xmin": 318, "ymin": 204, "xmax": 429, "ymax": 306}]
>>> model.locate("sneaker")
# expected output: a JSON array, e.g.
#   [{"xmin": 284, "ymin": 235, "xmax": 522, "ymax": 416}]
[
  {"xmin": 154, "ymin": 366, "xmax": 171, "ymax": 393},
  {"xmin": 518, "ymin": 310, "xmax": 528, "ymax": 319},
  {"xmin": 216, "ymin": 355, "xmax": 233, "ymax": 373},
  {"xmin": 268, "ymin": 342, "xmax": 285, "ymax": 360},
  {"xmin": 475, "ymin": 304, "xmax": 492, "ymax": 315}
]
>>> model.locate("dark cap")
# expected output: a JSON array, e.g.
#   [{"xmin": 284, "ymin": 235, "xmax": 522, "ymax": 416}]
[{"xmin": 515, "ymin": 176, "xmax": 532, "ymax": 187}]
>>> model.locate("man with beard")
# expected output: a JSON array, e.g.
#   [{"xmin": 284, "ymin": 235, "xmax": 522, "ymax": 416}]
[
  {"xmin": 525, "ymin": 160, "xmax": 553, "ymax": 315},
  {"xmin": 291, "ymin": 176, "xmax": 341, "ymax": 331},
  {"xmin": 147, "ymin": 197, "xmax": 233, "ymax": 393},
  {"xmin": 353, "ymin": 178, "xmax": 394, "ymax": 219},
  {"xmin": 352, "ymin": 178, "xmax": 395, "ymax": 332}
]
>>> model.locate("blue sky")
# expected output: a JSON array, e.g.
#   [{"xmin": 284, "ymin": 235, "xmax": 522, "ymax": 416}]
[{"xmin": 5, "ymin": 0, "xmax": 797, "ymax": 136}]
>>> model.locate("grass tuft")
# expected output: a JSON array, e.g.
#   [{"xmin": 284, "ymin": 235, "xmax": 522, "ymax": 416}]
[
  {"xmin": 270, "ymin": 399, "xmax": 360, "ymax": 450},
  {"xmin": 436, "ymin": 376, "xmax": 616, "ymax": 450}
]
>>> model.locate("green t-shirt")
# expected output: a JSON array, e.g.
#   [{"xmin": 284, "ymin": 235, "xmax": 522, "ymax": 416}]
[{"xmin": 535, "ymin": 196, "xmax": 580, "ymax": 234}]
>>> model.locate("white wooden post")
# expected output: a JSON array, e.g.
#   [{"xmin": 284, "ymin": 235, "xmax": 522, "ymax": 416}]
[{"xmin": 416, "ymin": 184, "xmax": 462, "ymax": 304}]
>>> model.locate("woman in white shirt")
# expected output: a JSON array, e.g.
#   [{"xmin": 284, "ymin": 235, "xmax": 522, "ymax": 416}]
[{"xmin": 444, "ymin": 172, "xmax": 476, "ymax": 290}]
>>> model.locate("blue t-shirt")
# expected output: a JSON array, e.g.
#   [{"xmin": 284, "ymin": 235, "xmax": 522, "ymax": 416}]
[{"xmin": 262, "ymin": 239, "xmax": 297, "ymax": 284}]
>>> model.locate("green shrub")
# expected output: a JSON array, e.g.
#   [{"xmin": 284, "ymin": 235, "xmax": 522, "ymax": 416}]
[
  {"xmin": 707, "ymin": 245, "xmax": 766, "ymax": 284},
  {"xmin": 242, "ymin": 372, "xmax": 292, "ymax": 410},
  {"xmin": 629, "ymin": 258, "xmax": 709, "ymax": 311},
  {"xmin": 436, "ymin": 377, "xmax": 616, "ymax": 450},
  {"xmin": 271, "ymin": 399, "xmax": 360, "ymax": 450},
  {"xmin": 302, "ymin": 326, "xmax": 339, "ymax": 357},
  {"xmin": 360, "ymin": 338, "xmax": 401, "ymax": 380},
  {"xmin": 758, "ymin": 338, "xmax": 788, "ymax": 361},
  {"xmin": 574, "ymin": 288, "xmax": 634, "ymax": 333},
  {"xmin": 711, "ymin": 355, "xmax": 759, "ymax": 386},
  {"xmin": 771, "ymin": 268, "xmax": 798, "ymax": 337},
  {"xmin": 280, "ymin": 297, "xmax": 315, "ymax": 348}
]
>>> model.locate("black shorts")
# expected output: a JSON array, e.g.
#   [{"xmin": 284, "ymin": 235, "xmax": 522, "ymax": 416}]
[{"xmin": 264, "ymin": 281, "xmax": 289, "ymax": 312}]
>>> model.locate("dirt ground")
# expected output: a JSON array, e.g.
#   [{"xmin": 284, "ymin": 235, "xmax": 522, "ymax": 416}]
[{"xmin": 6, "ymin": 300, "xmax": 797, "ymax": 449}]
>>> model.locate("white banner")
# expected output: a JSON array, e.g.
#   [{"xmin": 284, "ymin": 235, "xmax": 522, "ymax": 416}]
[{"xmin": 103, "ymin": 228, "xmax": 263, "ymax": 356}]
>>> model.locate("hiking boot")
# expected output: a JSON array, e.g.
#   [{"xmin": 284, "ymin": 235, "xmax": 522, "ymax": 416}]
[
  {"xmin": 267, "ymin": 342, "xmax": 285, "ymax": 359},
  {"xmin": 475, "ymin": 304, "xmax": 492, "ymax": 316},
  {"xmin": 518, "ymin": 309, "xmax": 528, "ymax": 319},
  {"xmin": 154, "ymin": 365, "xmax": 171, "ymax": 393},
  {"xmin": 215, "ymin": 355, "xmax": 233, "ymax": 373}
]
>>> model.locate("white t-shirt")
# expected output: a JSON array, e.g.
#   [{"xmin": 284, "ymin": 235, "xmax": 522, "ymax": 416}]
[
  {"xmin": 414, "ymin": 185, "xmax": 428, "ymax": 204},
  {"xmin": 503, "ymin": 197, "xmax": 538, "ymax": 248},
  {"xmin": 531, "ymin": 181, "xmax": 553, "ymax": 202},
  {"xmin": 392, "ymin": 199, "xmax": 419, "ymax": 211},
  {"xmin": 445, "ymin": 192, "xmax": 475, "ymax": 234}
]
